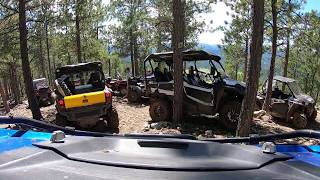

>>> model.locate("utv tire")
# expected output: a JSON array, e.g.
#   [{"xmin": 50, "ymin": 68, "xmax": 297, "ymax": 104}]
[
  {"xmin": 128, "ymin": 87, "xmax": 141, "ymax": 103},
  {"xmin": 149, "ymin": 99, "xmax": 172, "ymax": 122},
  {"xmin": 219, "ymin": 101, "xmax": 241, "ymax": 130},
  {"xmin": 49, "ymin": 98, "xmax": 55, "ymax": 105},
  {"xmin": 120, "ymin": 88, "xmax": 127, "ymax": 97},
  {"xmin": 309, "ymin": 110, "xmax": 317, "ymax": 121},
  {"xmin": 106, "ymin": 107, "xmax": 119, "ymax": 131},
  {"xmin": 55, "ymin": 113, "xmax": 68, "ymax": 127},
  {"xmin": 92, "ymin": 120, "xmax": 108, "ymax": 133},
  {"xmin": 292, "ymin": 113, "xmax": 307, "ymax": 129}
]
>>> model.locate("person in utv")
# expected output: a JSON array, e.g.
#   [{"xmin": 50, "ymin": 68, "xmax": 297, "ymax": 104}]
[
  {"xmin": 187, "ymin": 66, "xmax": 199, "ymax": 86},
  {"xmin": 272, "ymin": 86, "xmax": 284, "ymax": 99},
  {"xmin": 88, "ymin": 71, "xmax": 103, "ymax": 89},
  {"xmin": 154, "ymin": 67, "xmax": 164, "ymax": 82},
  {"xmin": 163, "ymin": 68, "xmax": 173, "ymax": 81}
]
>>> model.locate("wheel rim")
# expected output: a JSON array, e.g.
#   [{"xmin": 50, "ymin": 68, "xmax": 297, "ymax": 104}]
[
  {"xmin": 155, "ymin": 105, "xmax": 163, "ymax": 118},
  {"xmin": 129, "ymin": 92, "xmax": 137, "ymax": 101},
  {"xmin": 120, "ymin": 89, "xmax": 127, "ymax": 96},
  {"xmin": 227, "ymin": 107, "xmax": 240, "ymax": 123},
  {"xmin": 154, "ymin": 104, "xmax": 167, "ymax": 120}
]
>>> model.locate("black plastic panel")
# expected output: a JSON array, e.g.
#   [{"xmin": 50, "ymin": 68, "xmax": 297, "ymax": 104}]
[{"xmin": 1, "ymin": 136, "xmax": 320, "ymax": 180}]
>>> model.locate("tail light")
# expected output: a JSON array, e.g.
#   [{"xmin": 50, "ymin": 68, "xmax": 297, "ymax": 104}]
[
  {"xmin": 57, "ymin": 99, "xmax": 65, "ymax": 108},
  {"xmin": 105, "ymin": 91, "xmax": 112, "ymax": 104}
]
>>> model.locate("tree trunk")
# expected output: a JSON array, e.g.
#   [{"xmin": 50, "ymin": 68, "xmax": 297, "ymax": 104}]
[
  {"xmin": 316, "ymin": 85, "xmax": 320, "ymax": 102},
  {"xmin": 18, "ymin": 74, "xmax": 24, "ymax": 100},
  {"xmin": 172, "ymin": 0, "xmax": 185, "ymax": 124},
  {"xmin": 282, "ymin": 30, "xmax": 290, "ymax": 78},
  {"xmin": 134, "ymin": 36, "xmax": 139, "ymax": 76},
  {"xmin": 0, "ymin": 80, "xmax": 10, "ymax": 113},
  {"xmin": 108, "ymin": 58, "xmax": 112, "ymax": 77},
  {"xmin": 237, "ymin": 0, "xmax": 265, "ymax": 136},
  {"xmin": 39, "ymin": 30, "xmax": 46, "ymax": 78},
  {"xmin": 9, "ymin": 63, "xmax": 21, "ymax": 104},
  {"xmin": 304, "ymin": 73, "xmax": 309, "ymax": 92},
  {"xmin": 243, "ymin": 37, "xmax": 249, "ymax": 81},
  {"xmin": 3, "ymin": 76, "xmax": 9, "ymax": 100},
  {"xmin": 53, "ymin": 54, "xmax": 56, "ymax": 71},
  {"xmin": 309, "ymin": 70, "xmax": 316, "ymax": 96},
  {"xmin": 156, "ymin": 7, "xmax": 163, "ymax": 52},
  {"xmin": 45, "ymin": 20, "xmax": 52, "ymax": 85},
  {"xmin": 67, "ymin": 51, "xmax": 72, "ymax": 65},
  {"xmin": 235, "ymin": 63, "xmax": 238, "ymax": 80},
  {"xmin": 18, "ymin": 0, "xmax": 42, "ymax": 120},
  {"xmin": 75, "ymin": 0, "xmax": 82, "ymax": 63},
  {"xmin": 130, "ymin": 28, "xmax": 135, "ymax": 76},
  {"xmin": 262, "ymin": 0, "xmax": 278, "ymax": 112},
  {"xmin": 283, "ymin": 0, "xmax": 291, "ymax": 78}
]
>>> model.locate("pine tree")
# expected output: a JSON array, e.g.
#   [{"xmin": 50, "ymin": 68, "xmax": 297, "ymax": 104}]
[{"xmin": 237, "ymin": 0, "xmax": 265, "ymax": 136}]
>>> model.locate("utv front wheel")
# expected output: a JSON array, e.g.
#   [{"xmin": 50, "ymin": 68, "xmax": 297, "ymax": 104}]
[
  {"xmin": 309, "ymin": 109, "xmax": 317, "ymax": 121},
  {"xmin": 106, "ymin": 107, "xmax": 119, "ymax": 130},
  {"xmin": 120, "ymin": 88, "xmax": 127, "ymax": 97},
  {"xmin": 128, "ymin": 89, "xmax": 141, "ymax": 103},
  {"xmin": 292, "ymin": 113, "xmax": 307, "ymax": 129},
  {"xmin": 149, "ymin": 99, "xmax": 172, "ymax": 122},
  {"xmin": 55, "ymin": 113, "xmax": 68, "ymax": 127},
  {"xmin": 219, "ymin": 101, "xmax": 241, "ymax": 130}
]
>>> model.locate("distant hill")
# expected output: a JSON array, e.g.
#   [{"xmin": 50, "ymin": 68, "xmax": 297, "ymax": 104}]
[
  {"xmin": 197, "ymin": 43, "xmax": 222, "ymax": 55},
  {"xmin": 197, "ymin": 43, "xmax": 274, "ymax": 70},
  {"xmin": 120, "ymin": 43, "xmax": 275, "ymax": 78}
]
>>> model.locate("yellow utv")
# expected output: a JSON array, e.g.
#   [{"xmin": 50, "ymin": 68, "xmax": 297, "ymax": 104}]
[{"xmin": 54, "ymin": 62, "xmax": 118, "ymax": 132}]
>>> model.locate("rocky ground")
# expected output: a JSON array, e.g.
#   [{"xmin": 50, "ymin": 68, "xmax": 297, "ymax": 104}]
[{"xmin": 1, "ymin": 97, "xmax": 320, "ymax": 145}]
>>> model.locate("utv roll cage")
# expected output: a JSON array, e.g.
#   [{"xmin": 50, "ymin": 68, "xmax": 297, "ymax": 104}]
[
  {"xmin": 55, "ymin": 62, "xmax": 104, "ymax": 79},
  {"xmin": 143, "ymin": 50, "xmax": 225, "ymax": 82}
]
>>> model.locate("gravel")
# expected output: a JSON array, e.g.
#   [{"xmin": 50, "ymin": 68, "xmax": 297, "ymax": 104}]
[{"xmin": 2, "ymin": 97, "xmax": 320, "ymax": 145}]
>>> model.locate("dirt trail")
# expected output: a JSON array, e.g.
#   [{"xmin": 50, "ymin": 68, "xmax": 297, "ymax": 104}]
[
  {"xmin": 2, "ymin": 98, "xmax": 320, "ymax": 145},
  {"xmin": 113, "ymin": 97, "xmax": 150, "ymax": 133}
]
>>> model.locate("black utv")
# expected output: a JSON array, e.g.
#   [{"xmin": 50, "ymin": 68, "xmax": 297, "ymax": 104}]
[
  {"xmin": 256, "ymin": 76, "xmax": 317, "ymax": 129},
  {"xmin": 32, "ymin": 78, "xmax": 54, "ymax": 107},
  {"xmin": 143, "ymin": 50, "xmax": 246, "ymax": 129}
]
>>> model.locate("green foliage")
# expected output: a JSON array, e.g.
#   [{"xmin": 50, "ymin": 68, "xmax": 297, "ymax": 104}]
[
  {"xmin": 288, "ymin": 11, "xmax": 320, "ymax": 102},
  {"xmin": 223, "ymin": 44, "xmax": 243, "ymax": 80},
  {"xmin": 106, "ymin": 0, "xmax": 212, "ymax": 75},
  {"xmin": 219, "ymin": 0, "xmax": 251, "ymax": 81}
]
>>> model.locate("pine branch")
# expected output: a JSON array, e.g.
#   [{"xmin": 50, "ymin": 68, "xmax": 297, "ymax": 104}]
[{"xmin": 0, "ymin": 2, "xmax": 18, "ymax": 12}]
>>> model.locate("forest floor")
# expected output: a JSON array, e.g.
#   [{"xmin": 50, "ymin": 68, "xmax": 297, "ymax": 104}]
[{"xmin": 2, "ymin": 97, "xmax": 320, "ymax": 145}]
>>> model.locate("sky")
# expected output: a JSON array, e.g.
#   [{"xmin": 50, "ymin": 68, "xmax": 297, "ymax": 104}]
[
  {"xmin": 199, "ymin": 0, "xmax": 320, "ymax": 45},
  {"xmin": 102, "ymin": 0, "xmax": 320, "ymax": 45}
]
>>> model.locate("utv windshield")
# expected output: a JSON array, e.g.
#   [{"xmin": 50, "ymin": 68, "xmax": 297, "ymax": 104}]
[
  {"xmin": 62, "ymin": 70, "xmax": 105, "ymax": 94},
  {"xmin": 33, "ymin": 79, "xmax": 49, "ymax": 90},
  {"xmin": 288, "ymin": 81, "xmax": 302, "ymax": 96}
]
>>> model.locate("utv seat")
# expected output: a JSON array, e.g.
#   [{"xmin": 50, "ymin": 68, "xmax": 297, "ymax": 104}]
[
  {"xmin": 55, "ymin": 79, "xmax": 71, "ymax": 97},
  {"xmin": 187, "ymin": 74, "xmax": 199, "ymax": 86},
  {"xmin": 270, "ymin": 98, "xmax": 288, "ymax": 118}
]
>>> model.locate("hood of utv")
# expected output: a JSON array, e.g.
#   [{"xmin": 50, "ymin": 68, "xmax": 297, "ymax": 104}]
[
  {"xmin": 223, "ymin": 78, "xmax": 246, "ymax": 94},
  {"xmin": 1, "ymin": 129, "xmax": 320, "ymax": 179},
  {"xmin": 294, "ymin": 93, "xmax": 315, "ymax": 106}
]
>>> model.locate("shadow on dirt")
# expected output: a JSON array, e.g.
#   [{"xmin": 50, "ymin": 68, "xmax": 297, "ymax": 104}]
[
  {"xmin": 176, "ymin": 116, "xmax": 236, "ymax": 137},
  {"xmin": 270, "ymin": 116, "xmax": 320, "ymax": 131},
  {"xmin": 114, "ymin": 96, "xmax": 149, "ymax": 109}
]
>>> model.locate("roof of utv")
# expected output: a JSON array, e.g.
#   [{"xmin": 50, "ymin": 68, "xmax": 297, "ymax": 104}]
[
  {"xmin": 145, "ymin": 50, "xmax": 221, "ymax": 62},
  {"xmin": 55, "ymin": 62, "xmax": 102, "ymax": 77},
  {"xmin": 274, "ymin": 76, "xmax": 296, "ymax": 83}
]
